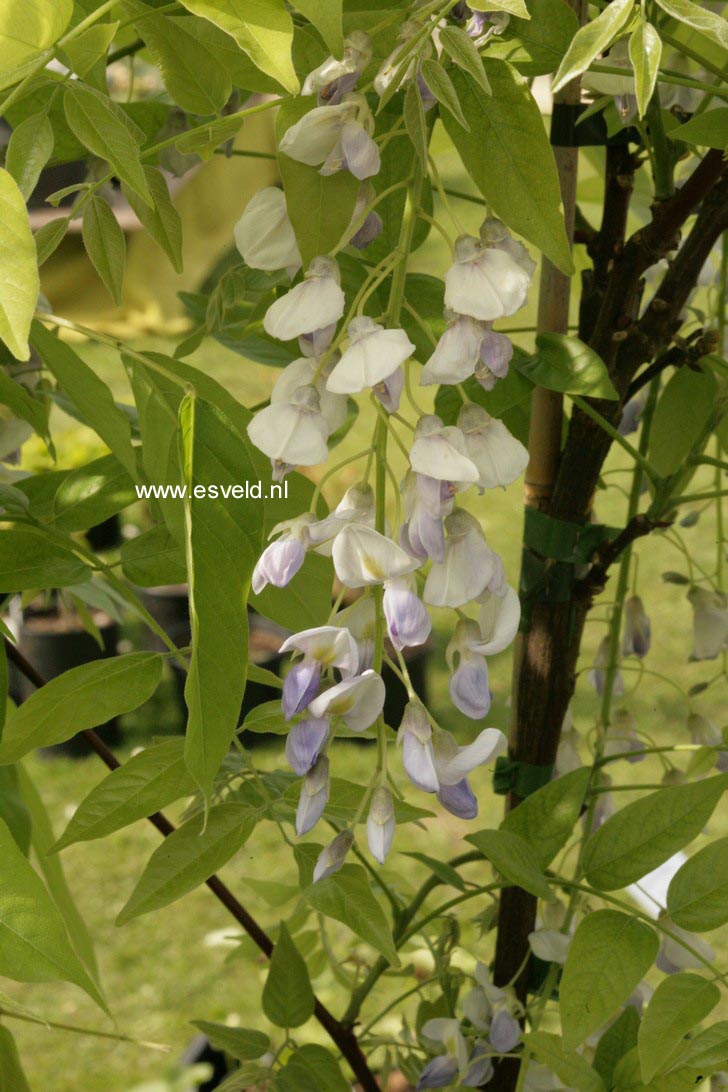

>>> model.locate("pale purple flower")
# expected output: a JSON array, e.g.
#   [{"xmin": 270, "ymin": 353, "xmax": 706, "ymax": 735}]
[
  {"xmin": 313, "ymin": 830, "xmax": 354, "ymax": 882},
  {"xmin": 335, "ymin": 596, "xmax": 375, "ymax": 671},
  {"xmin": 400, "ymin": 472, "xmax": 445, "ymax": 562},
  {"xmin": 463, "ymin": 1047, "xmax": 494, "ymax": 1087},
  {"xmin": 301, "ymin": 31, "xmax": 371, "ymax": 104},
  {"xmin": 398, "ymin": 702, "xmax": 439, "ymax": 793},
  {"xmin": 489, "ymin": 1010, "xmax": 520, "ymax": 1053},
  {"xmin": 351, "ymin": 209, "xmax": 383, "ymax": 249},
  {"xmin": 296, "ymin": 755, "xmax": 330, "ymax": 835},
  {"xmin": 437, "ymin": 779, "xmax": 479, "ymax": 819},
  {"xmin": 308, "ymin": 483, "xmax": 375, "ymax": 556},
  {"xmin": 251, "ymin": 514, "xmax": 315, "ymax": 595},
  {"xmin": 458, "ymin": 403, "xmax": 529, "ymax": 490},
  {"xmin": 622, "ymin": 595, "xmax": 651, "ymax": 658},
  {"xmin": 656, "ymin": 918, "xmax": 715, "ymax": 974},
  {"xmin": 271, "ymin": 356, "xmax": 348, "ymax": 434},
  {"xmin": 688, "ymin": 586, "xmax": 728, "ymax": 660},
  {"xmin": 587, "ymin": 636, "xmax": 624, "ymax": 697},
  {"xmin": 604, "ymin": 708, "xmax": 645, "ymax": 763},
  {"xmin": 410, "ymin": 415, "xmax": 479, "ymax": 488},
  {"xmin": 373, "ymin": 365, "xmax": 404, "ymax": 412},
  {"xmin": 279, "ymin": 625, "xmax": 358, "ymax": 717},
  {"xmin": 285, "ymin": 718, "xmax": 330, "ymax": 775},
  {"xmin": 424, "ymin": 510, "xmax": 502, "ymax": 608},
  {"xmin": 417, "ymin": 1056, "xmax": 459, "ymax": 1090},
  {"xmin": 367, "ymin": 785, "xmax": 395, "ymax": 864},
  {"xmin": 445, "ymin": 223, "xmax": 535, "ymax": 321},
  {"xmin": 383, "ymin": 576, "xmax": 432, "ymax": 650}
]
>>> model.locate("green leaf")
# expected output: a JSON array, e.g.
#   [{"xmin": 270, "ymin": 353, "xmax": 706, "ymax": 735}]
[
  {"xmin": 552, "ymin": 0, "xmax": 634, "ymax": 94},
  {"xmin": 262, "ymin": 922, "xmax": 315, "ymax": 1028},
  {"xmin": 667, "ymin": 836, "xmax": 728, "ymax": 932},
  {"xmin": 82, "ymin": 196, "xmax": 126, "ymax": 306},
  {"xmin": 251, "ymin": 550, "xmax": 332, "ymax": 631},
  {"xmin": 501, "ymin": 768, "xmax": 591, "ymax": 867},
  {"xmin": 122, "ymin": 166, "xmax": 183, "ymax": 274},
  {"xmin": 276, "ymin": 99, "xmax": 360, "ymax": 267},
  {"xmin": 176, "ymin": 0, "xmax": 299, "ymax": 93},
  {"xmin": 190, "ymin": 1022, "xmax": 270, "ymax": 1061},
  {"xmin": 117, "ymin": 802, "xmax": 254, "ymax": 923},
  {"xmin": 439, "ymin": 26, "xmax": 491, "ymax": 94},
  {"xmin": 364, "ymin": 137, "xmax": 433, "ymax": 266},
  {"xmin": 670, "ymin": 108, "xmax": 728, "ymax": 149},
  {"xmin": 0, "ymin": 817, "xmax": 107, "ymax": 1010},
  {"xmin": 0, "ymin": 169, "xmax": 40, "ymax": 362},
  {"xmin": 179, "ymin": 394, "xmax": 260, "ymax": 805},
  {"xmin": 443, "ymin": 64, "xmax": 573, "ymax": 274},
  {"xmin": 525, "ymin": 1032, "xmax": 606, "ymax": 1091},
  {"xmin": 0, "ymin": 1026, "xmax": 31, "ymax": 1092},
  {"xmin": 17, "ymin": 764, "xmax": 99, "ymax": 982},
  {"xmin": 296, "ymin": 845, "xmax": 399, "ymax": 966},
  {"xmin": 516, "ymin": 333, "xmax": 618, "ymax": 398},
  {"xmin": 465, "ymin": 828, "xmax": 556, "ymax": 900},
  {"xmin": 560, "ymin": 910, "xmax": 659, "ymax": 1051},
  {"xmin": 275, "ymin": 1044, "xmax": 349, "ymax": 1092},
  {"xmin": 50, "ymin": 453, "xmax": 135, "ymax": 531},
  {"xmin": 51, "ymin": 739, "xmax": 195, "ymax": 852},
  {"xmin": 63, "ymin": 83, "xmax": 152, "ymax": 207},
  {"xmin": 291, "ymin": 0, "xmax": 342, "ymax": 53},
  {"xmin": 401, "ymin": 852, "xmax": 466, "ymax": 892},
  {"xmin": 174, "ymin": 113, "xmax": 246, "ymax": 159},
  {"xmin": 0, "ymin": 653, "xmax": 163, "ymax": 764},
  {"xmin": 469, "ymin": 0, "xmax": 529, "ymax": 15},
  {"xmin": 6, "ymin": 112, "xmax": 54, "ymax": 201},
  {"xmin": 612, "ymin": 1045, "xmax": 705, "ymax": 1090},
  {"xmin": 34, "ymin": 218, "xmax": 69, "ymax": 266},
  {"xmin": 0, "ymin": 768, "xmax": 30, "ymax": 854},
  {"xmin": 123, "ymin": 4, "xmax": 231, "ymax": 114},
  {"xmin": 594, "ymin": 1005, "xmax": 641, "ymax": 1088},
  {"xmin": 654, "ymin": 0, "xmax": 728, "ymax": 50},
  {"xmin": 583, "ymin": 775, "xmax": 728, "ymax": 892},
  {"xmin": 404, "ymin": 78, "xmax": 428, "ymax": 167},
  {"xmin": 486, "ymin": 0, "xmax": 578, "ymax": 76},
  {"xmin": 121, "ymin": 524, "xmax": 187, "ymax": 587},
  {"xmin": 0, "ymin": 366, "xmax": 51, "ymax": 450},
  {"xmin": 420, "ymin": 59, "xmax": 469, "ymax": 129},
  {"xmin": 666, "ymin": 1020, "xmax": 728, "ymax": 1072},
  {"xmin": 0, "ymin": 0, "xmax": 73, "ymax": 88},
  {"xmin": 629, "ymin": 18, "xmax": 662, "ymax": 119},
  {"xmin": 0, "ymin": 526, "xmax": 90, "ymax": 591},
  {"xmin": 31, "ymin": 321, "xmax": 136, "ymax": 475},
  {"xmin": 638, "ymin": 973, "xmax": 720, "ymax": 1082},
  {"xmin": 62, "ymin": 22, "xmax": 119, "ymax": 86}
]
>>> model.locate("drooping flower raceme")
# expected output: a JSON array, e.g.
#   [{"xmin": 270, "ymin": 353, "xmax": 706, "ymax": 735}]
[{"xmin": 240, "ymin": 181, "xmax": 529, "ymax": 869}]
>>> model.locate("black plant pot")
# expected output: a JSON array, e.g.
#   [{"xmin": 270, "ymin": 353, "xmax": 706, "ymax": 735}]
[
  {"xmin": 19, "ymin": 607, "xmax": 121, "ymax": 757},
  {"xmin": 139, "ymin": 585, "xmax": 286, "ymax": 739},
  {"xmin": 85, "ymin": 513, "xmax": 123, "ymax": 553}
]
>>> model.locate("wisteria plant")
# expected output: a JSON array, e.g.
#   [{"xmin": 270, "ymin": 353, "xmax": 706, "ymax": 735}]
[{"xmin": 0, "ymin": 0, "xmax": 727, "ymax": 1089}]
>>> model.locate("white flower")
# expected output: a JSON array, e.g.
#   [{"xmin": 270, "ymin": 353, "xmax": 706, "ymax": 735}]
[
  {"xmin": 233, "ymin": 187, "xmax": 301, "ymax": 276},
  {"xmin": 399, "ymin": 702, "xmax": 439, "ymax": 793},
  {"xmin": 409, "ymin": 415, "xmax": 479, "ymax": 486},
  {"xmin": 420, "ymin": 314, "xmax": 487, "ymax": 385},
  {"xmin": 688, "ymin": 586, "xmax": 728, "ymax": 660},
  {"xmin": 587, "ymin": 635, "xmax": 624, "ymax": 697},
  {"xmin": 263, "ymin": 256, "xmax": 345, "ymax": 341},
  {"xmin": 475, "ymin": 585, "xmax": 521, "ymax": 655},
  {"xmin": 279, "ymin": 94, "xmax": 380, "ymax": 180},
  {"xmin": 424, "ymin": 510, "xmax": 501, "ymax": 608},
  {"xmin": 271, "ymin": 356, "xmax": 348, "ymax": 434},
  {"xmin": 279, "ymin": 625, "xmax": 359, "ymax": 717},
  {"xmin": 326, "ymin": 317, "xmax": 414, "ymax": 393},
  {"xmin": 332, "ymin": 523, "xmax": 417, "ymax": 587},
  {"xmin": 367, "ymin": 785, "xmax": 395, "ymax": 864},
  {"xmin": 308, "ymin": 669, "xmax": 385, "ymax": 732},
  {"xmin": 528, "ymin": 929, "xmax": 571, "ymax": 964},
  {"xmin": 458, "ymin": 403, "xmax": 529, "ymax": 490},
  {"xmin": 308, "ymin": 482, "xmax": 375, "ymax": 555},
  {"xmin": 421, "ymin": 1018, "xmax": 469, "ymax": 1073},
  {"xmin": 246, "ymin": 386, "xmax": 329, "ymax": 474},
  {"xmin": 445, "ymin": 227, "xmax": 534, "ymax": 321}
]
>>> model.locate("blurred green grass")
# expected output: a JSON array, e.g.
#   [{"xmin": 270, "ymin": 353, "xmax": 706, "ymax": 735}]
[{"xmin": 6, "ymin": 136, "xmax": 727, "ymax": 1090}]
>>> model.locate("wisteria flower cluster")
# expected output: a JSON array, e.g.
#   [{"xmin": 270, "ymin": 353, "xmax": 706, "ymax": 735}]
[{"xmin": 235, "ymin": 33, "xmax": 536, "ymax": 883}]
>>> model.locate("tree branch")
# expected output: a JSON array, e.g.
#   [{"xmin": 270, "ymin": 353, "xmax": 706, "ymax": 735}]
[{"xmin": 4, "ymin": 639, "xmax": 381, "ymax": 1092}]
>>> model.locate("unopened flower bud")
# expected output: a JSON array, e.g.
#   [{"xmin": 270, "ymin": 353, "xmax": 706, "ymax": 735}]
[
  {"xmin": 313, "ymin": 830, "xmax": 354, "ymax": 882},
  {"xmin": 366, "ymin": 785, "xmax": 395, "ymax": 864}
]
